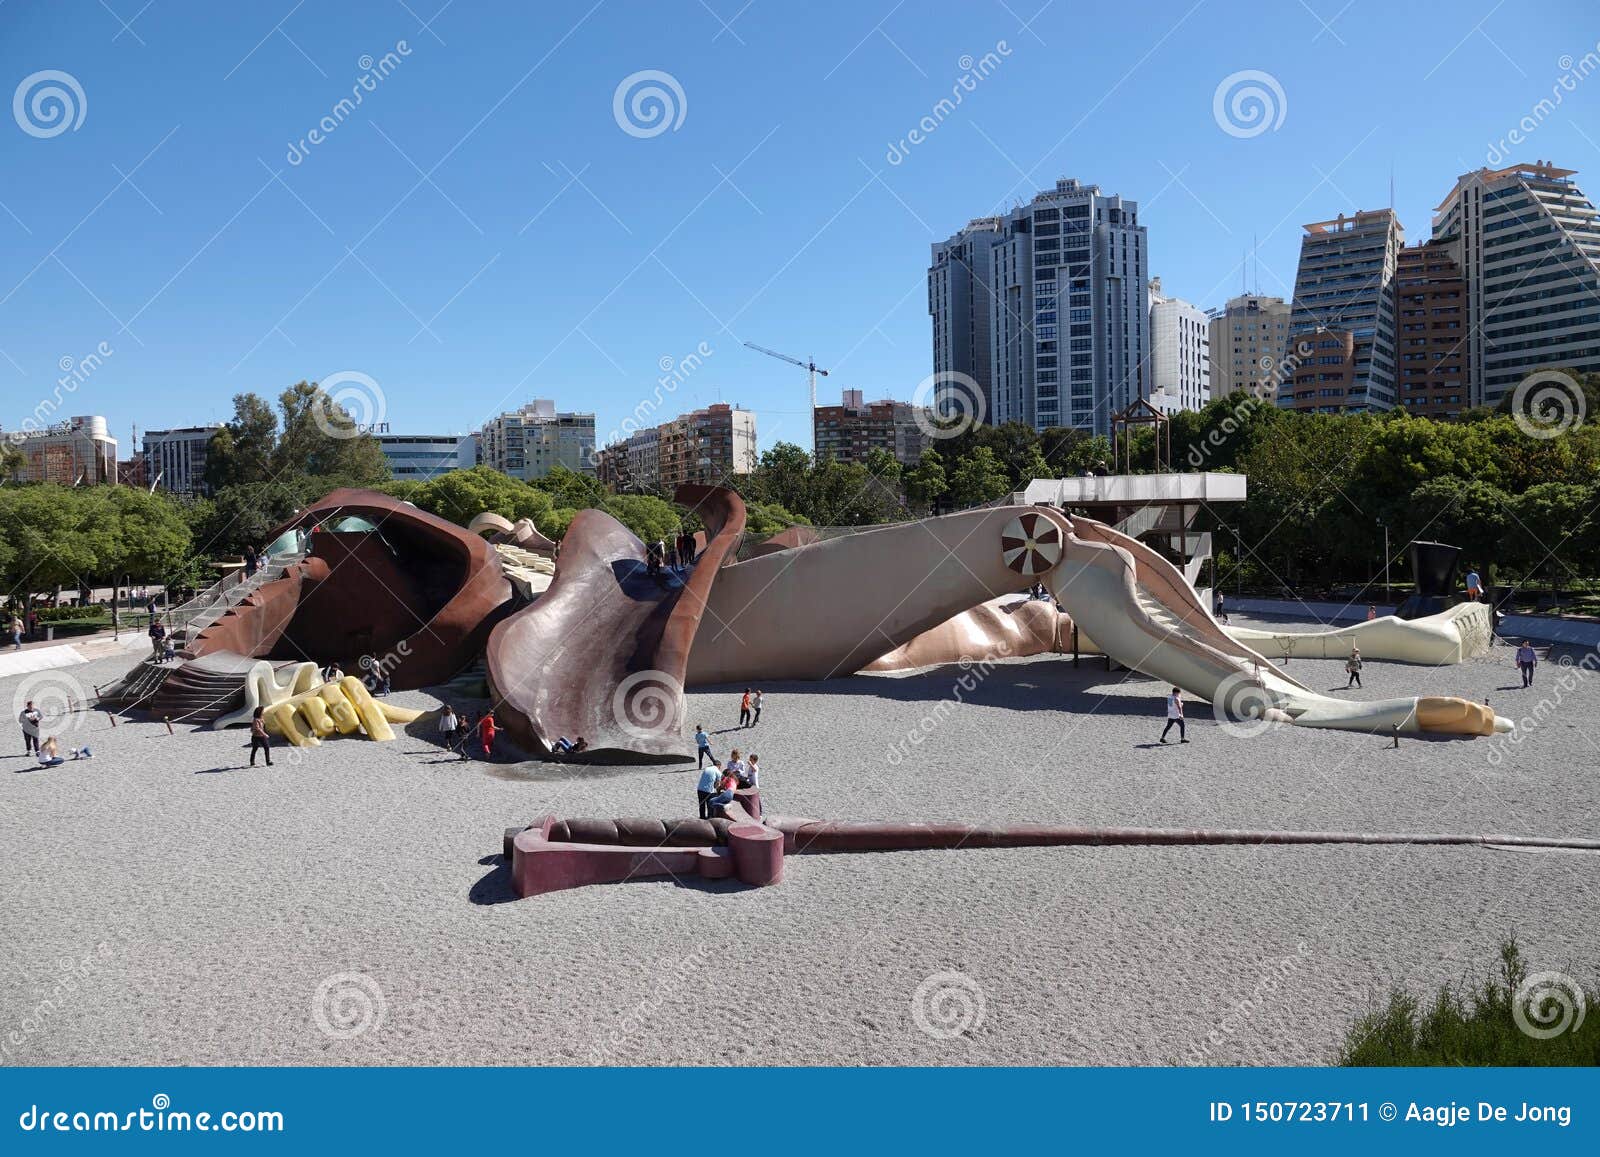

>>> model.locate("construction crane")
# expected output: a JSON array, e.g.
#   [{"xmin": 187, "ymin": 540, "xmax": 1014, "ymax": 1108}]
[{"xmin": 743, "ymin": 342, "xmax": 830, "ymax": 448}]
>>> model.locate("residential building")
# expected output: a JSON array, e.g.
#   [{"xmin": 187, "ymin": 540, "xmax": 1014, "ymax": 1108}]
[
  {"xmin": 813, "ymin": 389, "xmax": 931, "ymax": 465},
  {"xmin": 930, "ymin": 177, "xmax": 1148, "ymax": 435},
  {"xmin": 1394, "ymin": 239, "xmax": 1469, "ymax": 417},
  {"xmin": 595, "ymin": 404, "xmax": 755, "ymax": 493},
  {"xmin": 479, "ymin": 400, "xmax": 596, "ymax": 480},
  {"xmin": 1281, "ymin": 208, "xmax": 1404, "ymax": 412},
  {"xmin": 4, "ymin": 415, "xmax": 117, "ymax": 484},
  {"xmin": 1147, "ymin": 278, "xmax": 1210, "ymax": 413},
  {"xmin": 1433, "ymin": 161, "xmax": 1600, "ymax": 407},
  {"xmin": 1207, "ymin": 294, "xmax": 1291, "ymax": 397},
  {"xmin": 142, "ymin": 425, "xmax": 220, "ymax": 495},
  {"xmin": 378, "ymin": 433, "xmax": 477, "ymax": 482}
]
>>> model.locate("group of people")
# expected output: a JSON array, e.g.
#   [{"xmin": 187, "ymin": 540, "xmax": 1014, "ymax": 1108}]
[
  {"xmin": 694, "ymin": 746, "xmax": 761, "ymax": 819},
  {"xmin": 644, "ymin": 531, "xmax": 699, "ymax": 579},
  {"xmin": 437, "ymin": 704, "xmax": 501, "ymax": 760},
  {"xmin": 737, "ymin": 688, "xmax": 763, "ymax": 728},
  {"xmin": 149, "ymin": 615, "xmax": 176, "ymax": 661},
  {"xmin": 18, "ymin": 701, "xmax": 92, "ymax": 767}
]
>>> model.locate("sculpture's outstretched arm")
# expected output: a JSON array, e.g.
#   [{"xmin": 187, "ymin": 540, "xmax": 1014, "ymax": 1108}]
[{"xmin": 1049, "ymin": 517, "xmax": 1510, "ymax": 737}]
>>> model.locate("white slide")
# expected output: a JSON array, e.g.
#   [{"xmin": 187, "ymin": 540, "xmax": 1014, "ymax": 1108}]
[{"xmin": 1047, "ymin": 518, "xmax": 1509, "ymax": 738}]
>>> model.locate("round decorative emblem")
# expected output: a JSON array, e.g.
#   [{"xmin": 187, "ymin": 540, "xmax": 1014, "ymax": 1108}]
[{"xmin": 1000, "ymin": 512, "xmax": 1063, "ymax": 575}]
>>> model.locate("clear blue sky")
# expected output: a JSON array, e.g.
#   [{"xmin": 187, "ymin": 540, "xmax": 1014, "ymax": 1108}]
[{"xmin": 2, "ymin": 0, "xmax": 1596, "ymax": 456}]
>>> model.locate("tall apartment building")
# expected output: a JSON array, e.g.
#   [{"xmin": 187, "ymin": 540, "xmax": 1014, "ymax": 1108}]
[
  {"xmin": 595, "ymin": 404, "xmax": 755, "ymax": 493},
  {"xmin": 813, "ymin": 389, "xmax": 931, "ymax": 465},
  {"xmin": 1146, "ymin": 278, "xmax": 1210, "ymax": 413},
  {"xmin": 378, "ymin": 433, "xmax": 477, "ymax": 482},
  {"xmin": 4, "ymin": 415, "xmax": 117, "ymax": 484},
  {"xmin": 479, "ymin": 399, "xmax": 596, "ymax": 480},
  {"xmin": 930, "ymin": 177, "xmax": 1148, "ymax": 435},
  {"xmin": 1394, "ymin": 239, "xmax": 1469, "ymax": 417},
  {"xmin": 143, "ymin": 425, "xmax": 220, "ymax": 495},
  {"xmin": 1433, "ymin": 161, "xmax": 1600, "ymax": 407},
  {"xmin": 1281, "ymin": 208, "xmax": 1404, "ymax": 413},
  {"xmin": 1207, "ymin": 294, "xmax": 1291, "ymax": 397}
]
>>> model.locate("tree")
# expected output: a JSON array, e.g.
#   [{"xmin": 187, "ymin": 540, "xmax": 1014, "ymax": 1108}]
[
  {"xmin": 744, "ymin": 501, "xmax": 808, "ymax": 535},
  {"xmin": 532, "ymin": 464, "xmax": 606, "ymax": 511},
  {"xmin": 1400, "ymin": 478, "xmax": 1512, "ymax": 585},
  {"xmin": 903, "ymin": 448, "xmax": 948, "ymax": 513},
  {"xmin": 0, "ymin": 440, "xmax": 23, "ymax": 483},
  {"xmin": 396, "ymin": 466, "xmax": 553, "ymax": 527},
  {"xmin": 205, "ymin": 393, "xmax": 279, "ymax": 490},
  {"xmin": 273, "ymin": 381, "xmax": 389, "ymax": 483},
  {"xmin": 745, "ymin": 442, "xmax": 813, "ymax": 514},
  {"xmin": 602, "ymin": 493, "xmax": 681, "ymax": 544},
  {"xmin": 1509, "ymin": 482, "xmax": 1595, "ymax": 590},
  {"xmin": 948, "ymin": 446, "xmax": 1011, "ymax": 508},
  {"xmin": 861, "ymin": 447, "xmax": 902, "ymax": 485}
]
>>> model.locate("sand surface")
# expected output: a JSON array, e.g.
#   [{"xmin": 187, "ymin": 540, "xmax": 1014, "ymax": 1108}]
[{"xmin": 2, "ymin": 623, "xmax": 1597, "ymax": 1066}]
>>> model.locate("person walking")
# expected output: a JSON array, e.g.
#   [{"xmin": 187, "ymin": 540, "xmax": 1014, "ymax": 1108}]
[
  {"xmin": 696, "ymin": 758, "xmax": 721, "ymax": 819},
  {"xmin": 1159, "ymin": 688, "xmax": 1187, "ymax": 744},
  {"xmin": 478, "ymin": 709, "xmax": 498, "ymax": 758},
  {"xmin": 738, "ymin": 689, "xmax": 752, "ymax": 728},
  {"xmin": 457, "ymin": 711, "xmax": 474, "ymax": 760},
  {"xmin": 19, "ymin": 700, "xmax": 41, "ymax": 756},
  {"xmin": 148, "ymin": 617, "xmax": 167, "ymax": 659},
  {"xmin": 9, "ymin": 613, "xmax": 22, "ymax": 650},
  {"xmin": 694, "ymin": 725, "xmax": 713, "ymax": 769},
  {"xmin": 1345, "ymin": 647, "xmax": 1363, "ymax": 688},
  {"xmin": 1465, "ymin": 569, "xmax": 1483, "ymax": 602},
  {"xmin": 248, "ymin": 706, "xmax": 274, "ymax": 767},
  {"xmin": 439, "ymin": 704, "xmax": 459, "ymax": 754},
  {"xmin": 750, "ymin": 689, "xmax": 763, "ymax": 727},
  {"xmin": 1516, "ymin": 640, "xmax": 1538, "ymax": 687},
  {"xmin": 1214, "ymin": 592, "xmax": 1229, "ymax": 624}
]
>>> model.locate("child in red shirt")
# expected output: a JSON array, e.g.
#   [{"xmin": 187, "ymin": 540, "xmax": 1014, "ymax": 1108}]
[{"xmin": 478, "ymin": 710, "xmax": 497, "ymax": 757}]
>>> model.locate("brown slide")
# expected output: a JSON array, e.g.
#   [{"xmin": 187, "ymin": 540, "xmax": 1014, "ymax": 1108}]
[{"xmin": 486, "ymin": 485, "xmax": 746, "ymax": 763}]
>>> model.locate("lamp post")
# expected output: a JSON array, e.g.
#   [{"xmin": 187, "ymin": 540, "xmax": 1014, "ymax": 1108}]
[{"xmin": 1378, "ymin": 520, "xmax": 1391, "ymax": 605}]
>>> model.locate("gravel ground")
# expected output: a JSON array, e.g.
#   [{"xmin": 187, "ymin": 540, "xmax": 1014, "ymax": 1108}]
[{"xmin": 2, "ymin": 623, "xmax": 1596, "ymax": 1067}]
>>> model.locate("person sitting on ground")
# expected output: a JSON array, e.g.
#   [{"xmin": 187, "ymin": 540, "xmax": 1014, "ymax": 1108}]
[
  {"xmin": 1345, "ymin": 647, "xmax": 1363, "ymax": 688},
  {"xmin": 37, "ymin": 735, "xmax": 64, "ymax": 768},
  {"xmin": 69, "ymin": 744, "xmax": 92, "ymax": 760},
  {"xmin": 439, "ymin": 704, "xmax": 459, "ymax": 752},
  {"xmin": 551, "ymin": 736, "xmax": 588, "ymax": 755},
  {"xmin": 696, "ymin": 758, "xmax": 721, "ymax": 819}
]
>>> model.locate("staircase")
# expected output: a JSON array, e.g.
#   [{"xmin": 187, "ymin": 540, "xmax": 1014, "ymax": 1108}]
[
  {"xmin": 168, "ymin": 551, "xmax": 305, "ymax": 648},
  {"xmin": 144, "ymin": 651, "xmax": 265, "ymax": 726}
]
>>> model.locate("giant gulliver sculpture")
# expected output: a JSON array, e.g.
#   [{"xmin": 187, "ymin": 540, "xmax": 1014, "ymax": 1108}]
[{"xmin": 169, "ymin": 485, "xmax": 1509, "ymax": 763}]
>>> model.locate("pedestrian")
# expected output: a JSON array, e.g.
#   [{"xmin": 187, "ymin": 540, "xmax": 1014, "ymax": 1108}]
[
  {"xmin": 1214, "ymin": 592, "xmax": 1229, "ymax": 624},
  {"xmin": 248, "ymin": 706, "xmax": 274, "ymax": 767},
  {"xmin": 439, "ymin": 704, "xmax": 458, "ymax": 753},
  {"xmin": 1515, "ymin": 640, "xmax": 1537, "ymax": 688},
  {"xmin": 147, "ymin": 617, "xmax": 166, "ymax": 660},
  {"xmin": 679, "ymin": 531, "xmax": 696, "ymax": 569},
  {"xmin": 478, "ymin": 708, "xmax": 497, "ymax": 758},
  {"xmin": 741, "ymin": 753, "xmax": 761, "ymax": 789},
  {"xmin": 706, "ymin": 767, "xmax": 739, "ymax": 818},
  {"xmin": 646, "ymin": 539, "xmax": 662, "ymax": 578},
  {"xmin": 1367, "ymin": 604, "xmax": 1377, "ymax": 621},
  {"xmin": 19, "ymin": 699, "xmax": 41, "ymax": 756},
  {"xmin": 457, "ymin": 711, "xmax": 473, "ymax": 760},
  {"xmin": 1345, "ymin": 647, "xmax": 1363, "ymax": 688},
  {"xmin": 26, "ymin": 609, "xmax": 37, "ymax": 640},
  {"xmin": 696, "ymin": 758, "xmax": 721, "ymax": 819},
  {"xmin": 1159, "ymin": 687, "xmax": 1187, "ymax": 744},
  {"xmin": 10, "ymin": 613, "xmax": 22, "ymax": 650},
  {"xmin": 750, "ymin": 689, "xmax": 763, "ymax": 727},
  {"xmin": 738, "ymin": 688, "xmax": 752, "ymax": 728},
  {"xmin": 694, "ymin": 724, "xmax": 713, "ymax": 769},
  {"xmin": 244, "ymin": 544, "xmax": 259, "ymax": 578},
  {"xmin": 1465, "ymin": 568, "xmax": 1483, "ymax": 602}
]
